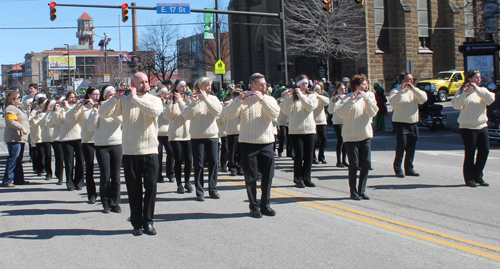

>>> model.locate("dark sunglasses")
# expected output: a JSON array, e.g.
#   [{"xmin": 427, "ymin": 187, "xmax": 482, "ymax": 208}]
[{"xmin": 16, "ymin": 96, "xmax": 21, "ymax": 99}]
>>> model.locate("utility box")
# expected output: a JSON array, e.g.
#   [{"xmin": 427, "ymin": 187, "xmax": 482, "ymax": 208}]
[{"xmin": 459, "ymin": 41, "xmax": 500, "ymax": 87}]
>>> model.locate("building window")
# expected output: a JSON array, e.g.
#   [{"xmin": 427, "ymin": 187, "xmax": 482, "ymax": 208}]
[
  {"xmin": 417, "ymin": 0, "xmax": 432, "ymax": 53},
  {"xmin": 374, "ymin": 0, "xmax": 390, "ymax": 53}
]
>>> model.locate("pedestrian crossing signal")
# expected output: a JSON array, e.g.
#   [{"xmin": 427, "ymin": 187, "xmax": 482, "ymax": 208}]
[
  {"xmin": 49, "ymin": 2, "xmax": 57, "ymax": 21},
  {"xmin": 122, "ymin": 3, "xmax": 129, "ymax": 23}
]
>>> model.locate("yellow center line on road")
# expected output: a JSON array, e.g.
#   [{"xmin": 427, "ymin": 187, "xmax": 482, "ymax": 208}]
[{"xmin": 219, "ymin": 176, "xmax": 500, "ymax": 262}]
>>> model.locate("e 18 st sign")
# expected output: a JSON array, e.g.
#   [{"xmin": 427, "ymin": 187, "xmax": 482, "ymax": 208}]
[{"xmin": 156, "ymin": 3, "xmax": 190, "ymax": 14}]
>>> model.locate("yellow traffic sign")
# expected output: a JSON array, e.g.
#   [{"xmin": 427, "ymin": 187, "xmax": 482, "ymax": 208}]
[{"xmin": 215, "ymin": 59, "xmax": 226, "ymax": 75}]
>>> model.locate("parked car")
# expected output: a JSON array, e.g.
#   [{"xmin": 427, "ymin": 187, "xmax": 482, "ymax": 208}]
[{"xmin": 416, "ymin": 71, "xmax": 464, "ymax": 102}]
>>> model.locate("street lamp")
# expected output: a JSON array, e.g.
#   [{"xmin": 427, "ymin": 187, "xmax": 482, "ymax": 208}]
[
  {"xmin": 64, "ymin": 44, "xmax": 71, "ymax": 89},
  {"xmin": 99, "ymin": 33, "xmax": 112, "ymax": 75}
]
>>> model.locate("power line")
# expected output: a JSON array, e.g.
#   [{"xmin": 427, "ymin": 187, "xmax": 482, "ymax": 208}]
[{"xmin": 0, "ymin": 22, "xmax": 205, "ymax": 30}]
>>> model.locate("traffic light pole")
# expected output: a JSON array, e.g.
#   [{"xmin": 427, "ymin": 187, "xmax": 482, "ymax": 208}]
[{"xmin": 52, "ymin": 2, "xmax": 288, "ymax": 84}]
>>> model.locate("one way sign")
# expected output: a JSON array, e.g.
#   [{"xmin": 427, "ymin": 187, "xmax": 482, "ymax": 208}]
[{"xmin": 214, "ymin": 59, "xmax": 226, "ymax": 75}]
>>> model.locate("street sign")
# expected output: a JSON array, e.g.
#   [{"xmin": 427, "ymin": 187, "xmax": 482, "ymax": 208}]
[
  {"xmin": 104, "ymin": 74, "xmax": 110, "ymax": 83},
  {"xmin": 156, "ymin": 3, "xmax": 190, "ymax": 14},
  {"xmin": 215, "ymin": 60, "xmax": 226, "ymax": 75},
  {"xmin": 12, "ymin": 73, "xmax": 22, "ymax": 78}
]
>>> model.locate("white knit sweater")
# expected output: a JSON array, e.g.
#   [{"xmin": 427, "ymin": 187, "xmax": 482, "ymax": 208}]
[
  {"xmin": 388, "ymin": 85, "xmax": 427, "ymax": 124},
  {"xmin": 165, "ymin": 99, "xmax": 191, "ymax": 141},
  {"xmin": 46, "ymin": 109, "xmax": 63, "ymax": 141},
  {"xmin": 281, "ymin": 91, "xmax": 318, "ymax": 135},
  {"xmin": 451, "ymin": 86, "xmax": 495, "ymax": 129},
  {"xmin": 328, "ymin": 94, "xmax": 345, "ymax": 125},
  {"xmin": 99, "ymin": 93, "xmax": 163, "ymax": 155},
  {"xmin": 338, "ymin": 92, "xmax": 379, "ymax": 142},
  {"xmin": 157, "ymin": 103, "xmax": 169, "ymax": 137},
  {"xmin": 29, "ymin": 110, "xmax": 43, "ymax": 144},
  {"xmin": 217, "ymin": 116, "xmax": 226, "ymax": 138},
  {"xmin": 87, "ymin": 109, "xmax": 123, "ymax": 146},
  {"xmin": 182, "ymin": 95, "xmax": 222, "ymax": 139},
  {"xmin": 59, "ymin": 104, "xmax": 83, "ymax": 142},
  {"xmin": 40, "ymin": 112, "xmax": 54, "ymax": 143},
  {"xmin": 314, "ymin": 93, "xmax": 329, "ymax": 125},
  {"xmin": 224, "ymin": 95, "xmax": 280, "ymax": 144}
]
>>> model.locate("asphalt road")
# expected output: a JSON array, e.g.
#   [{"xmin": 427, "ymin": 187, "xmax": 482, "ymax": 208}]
[{"xmin": 1, "ymin": 103, "xmax": 499, "ymax": 268}]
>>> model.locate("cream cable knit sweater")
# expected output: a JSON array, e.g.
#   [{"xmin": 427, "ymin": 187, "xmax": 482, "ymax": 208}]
[
  {"xmin": 59, "ymin": 104, "xmax": 83, "ymax": 142},
  {"xmin": 165, "ymin": 99, "xmax": 190, "ymax": 141},
  {"xmin": 224, "ymin": 95, "xmax": 280, "ymax": 144},
  {"xmin": 29, "ymin": 110, "xmax": 43, "ymax": 144},
  {"xmin": 223, "ymin": 101, "xmax": 241, "ymax": 135},
  {"xmin": 338, "ymin": 92, "xmax": 379, "ymax": 142},
  {"xmin": 314, "ymin": 93, "xmax": 329, "ymax": 125},
  {"xmin": 46, "ymin": 109, "xmax": 63, "ymax": 141},
  {"xmin": 388, "ymin": 85, "xmax": 427, "ymax": 124},
  {"xmin": 281, "ymin": 91, "xmax": 318, "ymax": 135},
  {"xmin": 87, "ymin": 109, "xmax": 123, "ymax": 146},
  {"xmin": 182, "ymin": 94, "xmax": 222, "ymax": 139},
  {"xmin": 40, "ymin": 112, "xmax": 54, "ymax": 143},
  {"xmin": 328, "ymin": 94, "xmax": 345, "ymax": 125},
  {"xmin": 157, "ymin": 103, "xmax": 169, "ymax": 137},
  {"xmin": 99, "ymin": 93, "xmax": 163, "ymax": 155},
  {"xmin": 64, "ymin": 104, "xmax": 95, "ymax": 143},
  {"xmin": 217, "ymin": 116, "xmax": 227, "ymax": 138},
  {"xmin": 451, "ymin": 86, "xmax": 495, "ymax": 129},
  {"xmin": 277, "ymin": 102, "xmax": 288, "ymax": 126}
]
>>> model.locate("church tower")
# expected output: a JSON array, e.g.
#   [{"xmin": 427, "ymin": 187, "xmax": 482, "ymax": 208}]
[{"xmin": 76, "ymin": 12, "xmax": 95, "ymax": 49}]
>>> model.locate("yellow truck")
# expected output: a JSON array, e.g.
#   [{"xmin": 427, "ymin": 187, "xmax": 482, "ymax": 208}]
[{"xmin": 416, "ymin": 71, "xmax": 464, "ymax": 102}]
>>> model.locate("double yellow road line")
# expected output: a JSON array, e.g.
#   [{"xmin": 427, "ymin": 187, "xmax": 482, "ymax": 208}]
[{"xmin": 220, "ymin": 176, "xmax": 500, "ymax": 262}]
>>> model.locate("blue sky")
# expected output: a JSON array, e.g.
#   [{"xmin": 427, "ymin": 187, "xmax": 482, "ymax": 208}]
[{"xmin": 0, "ymin": 0, "xmax": 226, "ymax": 66}]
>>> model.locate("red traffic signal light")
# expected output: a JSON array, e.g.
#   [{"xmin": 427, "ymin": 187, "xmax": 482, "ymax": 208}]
[
  {"xmin": 122, "ymin": 3, "xmax": 129, "ymax": 23},
  {"xmin": 49, "ymin": 2, "xmax": 57, "ymax": 21},
  {"xmin": 323, "ymin": 0, "xmax": 332, "ymax": 13}
]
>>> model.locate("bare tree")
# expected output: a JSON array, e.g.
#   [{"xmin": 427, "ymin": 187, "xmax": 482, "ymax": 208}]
[
  {"xmin": 460, "ymin": 0, "xmax": 499, "ymax": 41},
  {"xmin": 93, "ymin": 56, "xmax": 133, "ymax": 85},
  {"xmin": 139, "ymin": 17, "xmax": 179, "ymax": 82},
  {"xmin": 267, "ymin": 0, "xmax": 365, "ymax": 81}
]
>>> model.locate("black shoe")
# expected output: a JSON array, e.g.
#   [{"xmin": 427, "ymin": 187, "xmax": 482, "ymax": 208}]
[
  {"xmin": 359, "ymin": 193, "xmax": 370, "ymax": 200},
  {"xmin": 304, "ymin": 181, "xmax": 316, "ymax": 187},
  {"xmin": 342, "ymin": 162, "xmax": 349, "ymax": 167},
  {"xmin": 336, "ymin": 163, "xmax": 346, "ymax": 168},
  {"xmin": 75, "ymin": 186, "xmax": 82, "ymax": 190},
  {"xmin": 321, "ymin": 160, "xmax": 327, "ymax": 164},
  {"xmin": 237, "ymin": 169, "xmax": 244, "ymax": 176},
  {"xmin": 158, "ymin": 178, "xmax": 165, "ymax": 183},
  {"xmin": 465, "ymin": 182, "xmax": 477, "ymax": 188},
  {"xmin": 132, "ymin": 228, "xmax": 143, "ymax": 236},
  {"xmin": 278, "ymin": 153, "xmax": 282, "ymax": 157},
  {"xmin": 405, "ymin": 170, "xmax": 420, "ymax": 177},
  {"xmin": 103, "ymin": 206, "xmax": 111, "ymax": 213},
  {"xmin": 209, "ymin": 191, "xmax": 220, "ymax": 199},
  {"xmin": 143, "ymin": 224, "xmax": 157, "ymax": 235},
  {"xmin": 16, "ymin": 181, "xmax": 30, "ymax": 185},
  {"xmin": 87, "ymin": 197, "xmax": 96, "ymax": 204},
  {"xmin": 230, "ymin": 170, "xmax": 237, "ymax": 176},
  {"xmin": 37, "ymin": 172, "xmax": 43, "ymax": 177},
  {"xmin": 67, "ymin": 188, "xmax": 74, "ymax": 191},
  {"xmin": 57, "ymin": 179, "xmax": 63, "ymax": 185},
  {"xmin": 350, "ymin": 193, "xmax": 361, "ymax": 200},
  {"xmin": 195, "ymin": 196, "xmax": 205, "ymax": 202},
  {"xmin": 176, "ymin": 185, "xmax": 185, "ymax": 194},
  {"xmin": 260, "ymin": 207, "xmax": 276, "ymax": 216},
  {"xmin": 168, "ymin": 175, "xmax": 175, "ymax": 183},
  {"xmin": 477, "ymin": 181, "xmax": 490, "ymax": 187},
  {"xmin": 295, "ymin": 182, "xmax": 305, "ymax": 188},
  {"xmin": 45, "ymin": 174, "xmax": 52, "ymax": 180},
  {"xmin": 395, "ymin": 171, "xmax": 405, "ymax": 178},
  {"xmin": 250, "ymin": 209, "xmax": 262, "ymax": 218},
  {"xmin": 220, "ymin": 166, "xmax": 228, "ymax": 172},
  {"xmin": 184, "ymin": 183, "xmax": 193, "ymax": 193},
  {"xmin": 111, "ymin": 205, "xmax": 122, "ymax": 213},
  {"xmin": 369, "ymin": 166, "xmax": 374, "ymax": 170},
  {"xmin": 312, "ymin": 160, "xmax": 319, "ymax": 164}
]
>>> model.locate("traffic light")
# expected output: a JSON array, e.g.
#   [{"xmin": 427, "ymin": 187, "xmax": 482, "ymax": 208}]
[
  {"xmin": 355, "ymin": 0, "xmax": 365, "ymax": 5},
  {"xmin": 122, "ymin": 3, "xmax": 129, "ymax": 23},
  {"xmin": 49, "ymin": 2, "xmax": 56, "ymax": 21},
  {"xmin": 322, "ymin": 0, "xmax": 332, "ymax": 13}
]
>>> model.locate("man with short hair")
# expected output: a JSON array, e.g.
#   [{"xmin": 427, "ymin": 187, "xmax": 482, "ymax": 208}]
[
  {"xmin": 21, "ymin": 84, "xmax": 39, "ymax": 112},
  {"xmin": 99, "ymin": 72, "xmax": 163, "ymax": 236},
  {"xmin": 388, "ymin": 71, "xmax": 427, "ymax": 178},
  {"xmin": 224, "ymin": 73, "xmax": 280, "ymax": 218}
]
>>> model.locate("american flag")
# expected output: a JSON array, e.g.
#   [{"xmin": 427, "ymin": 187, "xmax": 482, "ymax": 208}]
[{"xmin": 119, "ymin": 54, "xmax": 132, "ymax": 62}]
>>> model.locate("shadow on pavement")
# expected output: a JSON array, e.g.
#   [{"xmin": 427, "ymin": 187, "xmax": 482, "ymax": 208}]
[
  {"xmin": 155, "ymin": 212, "xmax": 248, "ymax": 222},
  {"xmin": 369, "ymin": 184, "xmax": 465, "ymax": 190},
  {"xmin": 0, "ymin": 229, "xmax": 130, "ymax": 239},
  {"xmin": 270, "ymin": 196, "xmax": 352, "ymax": 204},
  {"xmin": 2, "ymin": 208, "xmax": 101, "ymax": 216},
  {"xmin": 0, "ymin": 199, "xmax": 84, "ymax": 206}
]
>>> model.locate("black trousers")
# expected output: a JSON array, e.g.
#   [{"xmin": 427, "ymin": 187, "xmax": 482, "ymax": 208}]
[
  {"xmin": 460, "ymin": 128, "xmax": 489, "ymax": 184},
  {"xmin": 61, "ymin": 139, "xmax": 84, "ymax": 189},
  {"xmin": 393, "ymin": 122, "xmax": 419, "ymax": 173},
  {"xmin": 158, "ymin": 136, "xmax": 174, "ymax": 181},
  {"xmin": 220, "ymin": 137, "xmax": 229, "ymax": 168},
  {"xmin": 52, "ymin": 141, "xmax": 64, "ymax": 180},
  {"xmin": 240, "ymin": 143, "xmax": 274, "ymax": 211},
  {"xmin": 82, "ymin": 143, "xmax": 96, "ymax": 199},
  {"xmin": 122, "ymin": 154, "xmax": 158, "ymax": 229},
  {"xmin": 290, "ymin": 134, "xmax": 316, "ymax": 183},
  {"xmin": 333, "ymin": 124, "xmax": 347, "ymax": 164},
  {"xmin": 191, "ymin": 138, "xmax": 219, "ymax": 197},
  {"xmin": 277, "ymin": 125, "xmax": 293, "ymax": 157},
  {"xmin": 41, "ymin": 142, "xmax": 53, "ymax": 177},
  {"xmin": 170, "ymin": 140, "xmax": 192, "ymax": 186},
  {"xmin": 314, "ymin": 124, "xmax": 328, "ymax": 162},
  {"xmin": 227, "ymin": 135, "xmax": 241, "ymax": 173},
  {"xmin": 35, "ymin": 143, "xmax": 45, "ymax": 174},
  {"xmin": 345, "ymin": 138, "xmax": 371, "ymax": 195},
  {"xmin": 96, "ymin": 145, "xmax": 122, "ymax": 207}
]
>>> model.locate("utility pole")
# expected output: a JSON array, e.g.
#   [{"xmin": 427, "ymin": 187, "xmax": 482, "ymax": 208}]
[
  {"xmin": 279, "ymin": 0, "xmax": 288, "ymax": 84},
  {"xmin": 215, "ymin": 0, "xmax": 222, "ymax": 96},
  {"xmin": 65, "ymin": 44, "xmax": 70, "ymax": 89}
]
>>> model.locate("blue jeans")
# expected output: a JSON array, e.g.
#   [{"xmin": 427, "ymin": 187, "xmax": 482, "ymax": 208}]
[{"xmin": 2, "ymin": 142, "xmax": 25, "ymax": 185}]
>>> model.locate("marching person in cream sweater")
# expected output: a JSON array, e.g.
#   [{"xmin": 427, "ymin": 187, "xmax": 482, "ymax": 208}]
[
  {"xmin": 451, "ymin": 69, "xmax": 495, "ymax": 187},
  {"xmin": 46, "ymin": 97, "xmax": 65, "ymax": 185},
  {"xmin": 224, "ymin": 73, "xmax": 280, "ymax": 218},
  {"xmin": 99, "ymin": 72, "xmax": 163, "ymax": 236},
  {"xmin": 87, "ymin": 85, "xmax": 123, "ymax": 213},
  {"xmin": 328, "ymin": 82, "xmax": 349, "ymax": 167},
  {"xmin": 281, "ymin": 74, "xmax": 318, "ymax": 188},
  {"xmin": 155, "ymin": 86, "xmax": 175, "ymax": 183},
  {"xmin": 182, "ymin": 77, "xmax": 223, "ymax": 201},
  {"xmin": 40, "ymin": 101, "xmax": 55, "ymax": 181},
  {"xmin": 165, "ymin": 80, "xmax": 193, "ymax": 194},
  {"xmin": 388, "ymin": 71, "xmax": 427, "ymax": 178},
  {"xmin": 338, "ymin": 74, "xmax": 378, "ymax": 200},
  {"xmin": 312, "ymin": 82, "xmax": 330, "ymax": 164},
  {"xmin": 225, "ymin": 91, "xmax": 243, "ymax": 176}
]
